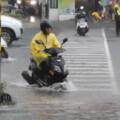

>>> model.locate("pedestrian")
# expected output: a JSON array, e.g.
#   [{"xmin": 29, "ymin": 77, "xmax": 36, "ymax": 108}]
[
  {"xmin": 101, "ymin": 7, "xmax": 106, "ymax": 19},
  {"xmin": 109, "ymin": 4, "xmax": 114, "ymax": 20},
  {"xmin": 27, "ymin": 6, "xmax": 36, "ymax": 22},
  {"xmin": 91, "ymin": 10, "xmax": 102, "ymax": 22},
  {"xmin": 38, "ymin": 3, "xmax": 42, "ymax": 19},
  {"xmin": 114, "ymin": 1, "xmax": 120, "ymax": 36}
]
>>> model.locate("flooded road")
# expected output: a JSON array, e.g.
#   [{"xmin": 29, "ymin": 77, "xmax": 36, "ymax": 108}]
[{"xmin": 1, "ymin": 20, "xmax": 120, "ymax": 120}]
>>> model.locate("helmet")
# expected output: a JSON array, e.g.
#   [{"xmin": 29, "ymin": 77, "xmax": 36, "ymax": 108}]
[
  {"xmin": 80, "ymin": 6, "xmax": 84, "ymax": 10},
  {"xmin": 40, "ymin": 20, "xmax": 52, "ymax": 34}
]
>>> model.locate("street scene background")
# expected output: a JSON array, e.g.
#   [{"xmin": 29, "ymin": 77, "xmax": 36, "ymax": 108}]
[{"xmin": 1, "ymin": 0, "xmax": 120, "ymax": 120}]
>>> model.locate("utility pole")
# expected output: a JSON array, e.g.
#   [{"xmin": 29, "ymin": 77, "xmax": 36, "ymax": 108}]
[
  {"xmin": 45, "ymin": 0, "xmax": 49, "ymax": 18},
  {"xmin": 0, "ymin": 2, "xmax": 5, "ymax": 103},
  {"xmin": 0, "ymin": 4, "xmax": 12, "ymax": 104},
  {"xmin": 0, "ymin": 41, "xmax": 13, "ymax": 105},
  {"xmin": 0, "ymin": 56, "xmax": 4, "ymax": 96}
]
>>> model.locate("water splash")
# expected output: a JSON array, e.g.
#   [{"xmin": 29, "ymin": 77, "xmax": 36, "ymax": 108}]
[
  {"xmin": 65, "ymin": 81, "xmax": 77, "ymax": 92},
  {"xmin": 7, "ymin": 80, "xmax": 77, "ymax": 92},
  {"xmin": 32, "ymin": 81, "xmax": 78, "ymax": 92},
  {"xmin": 48, "ymin": 81, "xmax": 77, "ymax": 92}
]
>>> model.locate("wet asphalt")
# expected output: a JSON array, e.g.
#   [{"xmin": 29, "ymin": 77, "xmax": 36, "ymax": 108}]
[{"xmin": 0, "ymin": 18, "xmax": 120, "ymax": 120}]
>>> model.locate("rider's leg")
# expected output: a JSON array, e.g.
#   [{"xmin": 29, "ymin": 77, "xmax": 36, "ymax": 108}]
[{"xmin": 22, "ymin": 71, "xmax": 37, "ymax": 84}]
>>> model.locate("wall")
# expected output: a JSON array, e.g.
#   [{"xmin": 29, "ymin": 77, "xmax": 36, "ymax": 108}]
[
  {"xmin": 49, "ymin": 9, "xmax": 59, "ymax": 21},
  {"xmin": 48, "ymin": 0, "xmax": 75, "ymax": 21},
  {"xmin": 58, "ymin": 0, "xmax": 75, "ymax": 21}
]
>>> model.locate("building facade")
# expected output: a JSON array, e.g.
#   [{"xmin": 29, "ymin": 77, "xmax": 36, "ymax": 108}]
[
  {"xmin": 47, "ymin": 0, "xmax": 104, "ymax": 21},
  {"xmin": 48, "ymin": 0, "xmax": 75, "ymax": 21},
  {"xmin": 40, "ymin": 0, "xmax": 112, "ymax": 21}
]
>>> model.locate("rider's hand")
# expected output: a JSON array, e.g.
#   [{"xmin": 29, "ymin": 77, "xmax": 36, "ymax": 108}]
[{"xmin": 39, "ymin": 49, "xmax": 45, "ymax": 53}]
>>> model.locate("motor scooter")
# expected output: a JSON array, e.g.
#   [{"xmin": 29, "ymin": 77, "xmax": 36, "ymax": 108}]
[
  {"xmin": 22, "ymin": 38, "xmax": 69, "ymax": 89},
  {"xmin": 76, "ymin": 12, "xmax": 89, "ymax": 36}
]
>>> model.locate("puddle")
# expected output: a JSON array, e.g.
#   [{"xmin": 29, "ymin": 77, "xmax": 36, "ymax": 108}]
[
  {"xmin": 8, "ymin": 81, "xmax": 29, "ymax": 87},
  {"xmin": 65, "ymin": 81, "xmax": 78, "ymax": 92},
  {"xmin": 7, "ymin": 80, "xmax": 77, "ymax": 92}
]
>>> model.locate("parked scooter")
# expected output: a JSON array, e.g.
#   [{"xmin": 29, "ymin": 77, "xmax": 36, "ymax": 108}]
[
  {"xmin": 0, "ymin": 37, "xmax": 8, "ymax": 58},
  {"xmin": 22, "ymin": 38, "xmax": 69, "ymax": 89}
]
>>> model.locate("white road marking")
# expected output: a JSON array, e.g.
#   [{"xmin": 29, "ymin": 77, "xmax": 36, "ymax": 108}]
[
  {"xmin": 1, "ymin": 57, "xmax": 16, "ymax": 63},
  {"xmin": 102, "ymin": 28, "xmax": 118, "ymax": 94}
]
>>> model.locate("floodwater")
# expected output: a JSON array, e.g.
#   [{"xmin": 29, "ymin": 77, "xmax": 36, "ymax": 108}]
[{"xmin": 1, "ymin": 21, "xmax": 120, "ymax": 120}]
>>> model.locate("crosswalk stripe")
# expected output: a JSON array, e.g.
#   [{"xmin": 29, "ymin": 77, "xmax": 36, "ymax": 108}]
[{"xmin": 58, "ymin": 28, "xmax": 118, "ymax": 93}]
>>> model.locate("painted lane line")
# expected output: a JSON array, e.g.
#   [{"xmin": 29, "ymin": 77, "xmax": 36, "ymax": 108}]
[{"xmin": 102, "ymin": 28, "xmax": 118, "ymax": 94}]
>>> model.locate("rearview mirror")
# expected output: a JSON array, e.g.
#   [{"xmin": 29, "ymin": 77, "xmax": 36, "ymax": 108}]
[{"xmin": 62, "ymin": 38, "xmax": 68, "ymax": 45}]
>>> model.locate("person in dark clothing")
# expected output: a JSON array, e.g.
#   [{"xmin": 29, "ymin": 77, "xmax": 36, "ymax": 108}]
[
  {"xmin": 28, "ymin": 6, "xmax": 36, "ymax": 16},
  {"xmin": 114, "ymin": 1, "xmax": 120, "ymax": 36},
  {"xmin": 38, "ymin": 3, "xmax": 42, "ymax": 19}
]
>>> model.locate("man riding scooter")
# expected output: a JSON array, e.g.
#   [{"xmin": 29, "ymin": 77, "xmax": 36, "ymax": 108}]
[
  {"xmin": 75, "ymin": 6, "xmax": 88, "ymax": 23},
  {"xmin": 75, "ymin": 6, "xmax": 89, "ymax": 36},
  {"xmin": 22, "ymin": 20, "xmax": 61, "ymax": 85}
]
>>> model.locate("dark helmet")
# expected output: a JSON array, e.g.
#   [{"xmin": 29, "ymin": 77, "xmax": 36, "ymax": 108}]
[{"xmin": 40, "ymin": 20, "xmax": 52, "ymax": 34}]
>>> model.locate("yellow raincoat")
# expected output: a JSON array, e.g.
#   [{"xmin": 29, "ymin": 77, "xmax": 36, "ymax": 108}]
[
  {"xmin": 31, "ymin": 31, "xmax": 61, "ymax": 65},
  {"xmin": 91, "ymin": 11, "xmax": 102, "ymax": 22},
  {"xmin": 114, "ymin": 3, "xmax": 120, "ymax": 16}
]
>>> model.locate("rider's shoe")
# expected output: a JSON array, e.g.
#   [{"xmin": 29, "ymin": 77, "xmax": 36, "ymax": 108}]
[{"xmin": 22, "ymin": 71, "xmax": 35, "ymax": 84}]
